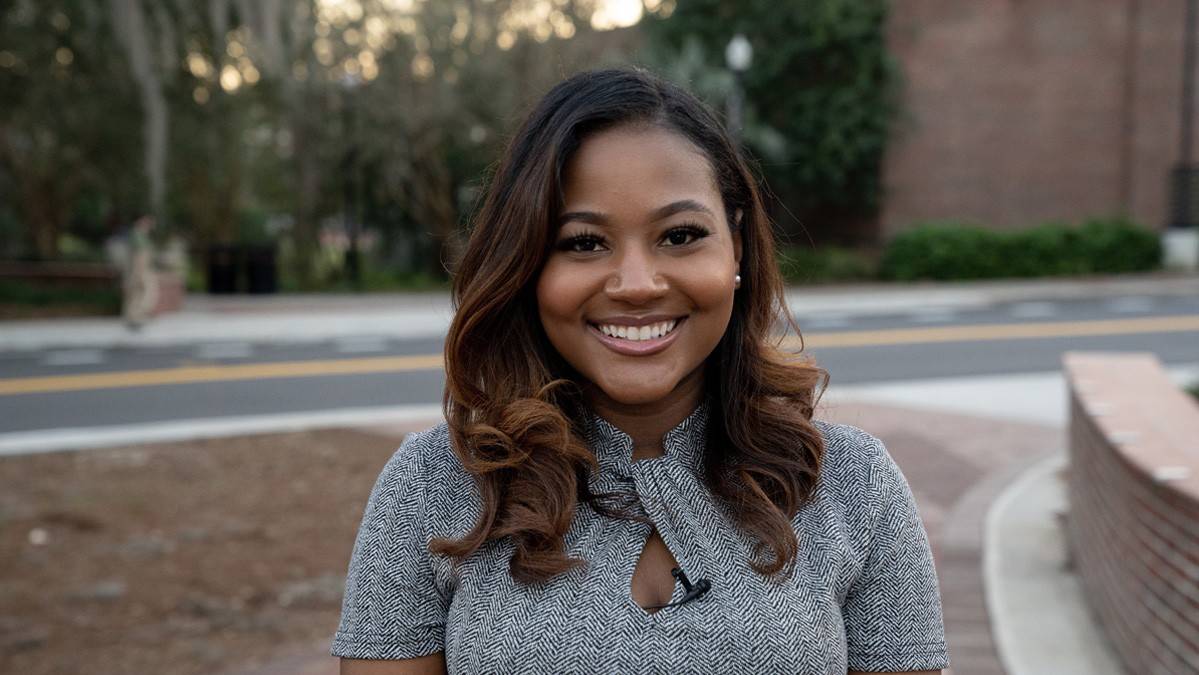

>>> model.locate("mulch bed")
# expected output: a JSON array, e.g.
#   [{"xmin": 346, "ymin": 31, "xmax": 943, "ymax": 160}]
[{"xmin": 0, "ymin": 428, "xmax": 408, "ymax": 675}]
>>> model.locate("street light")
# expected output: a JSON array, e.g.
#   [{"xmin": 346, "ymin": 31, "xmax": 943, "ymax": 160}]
[
  {"xmin": 725, "ymin": 33, "xmax": 752, "ymax": 143},
  {"xmin": 1165, "ymin": 0, "xmax": 1199, "ymax": 271},
  {"xmin": 340, "ymin": 72, "xmax": 364, "ymax": 288}
]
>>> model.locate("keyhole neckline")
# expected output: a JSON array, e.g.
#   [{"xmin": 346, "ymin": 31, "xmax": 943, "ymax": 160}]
[{"xmin": 581, "ymin": 397, "xmax": 711, "ymax": 479}]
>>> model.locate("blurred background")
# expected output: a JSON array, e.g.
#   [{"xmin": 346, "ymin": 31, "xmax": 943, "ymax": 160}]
[
  {"xmin": 2, "ymin": 1, "xmax": 1199, "ymax": 674},
  {"xmin": 2, "ymin": 0, "xmax": 1193, "ymax": 307}
]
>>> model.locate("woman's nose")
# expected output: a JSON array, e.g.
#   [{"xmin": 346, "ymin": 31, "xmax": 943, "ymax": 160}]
[{"xmin": 604, "ymin": 248, "xmax": 668, "ymax": 304}]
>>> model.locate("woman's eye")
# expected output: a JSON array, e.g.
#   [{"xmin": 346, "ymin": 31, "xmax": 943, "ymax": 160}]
[
  {"xmin": 663, "ymin": 225, "xmax": 710, "ymax": 247},
  {"xmin": 559, "ymin": 235, "xmax": 605, "ymax": 253}
]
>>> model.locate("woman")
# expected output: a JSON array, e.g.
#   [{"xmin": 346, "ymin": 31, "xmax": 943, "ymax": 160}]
[{"xmin": 332, "ymin": 68, "xmax": 949, "ymax": 674}]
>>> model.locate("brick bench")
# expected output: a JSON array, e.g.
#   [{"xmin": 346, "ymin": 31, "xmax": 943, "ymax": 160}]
[
  {"xmin": 0, "ymin": 261, "xmax": 184, "ymax": 315},
  {"xmin": 1062, "ymin": 352, "xmax": 1199, "ymax": 674}
]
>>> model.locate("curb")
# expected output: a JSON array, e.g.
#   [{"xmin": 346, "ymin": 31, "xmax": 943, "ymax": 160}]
[{"xmin": 984, "ymin": 451, "xmax": 1124, "ymax": 675}]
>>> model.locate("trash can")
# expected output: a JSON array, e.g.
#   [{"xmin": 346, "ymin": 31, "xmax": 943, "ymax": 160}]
[
  {"xmin": 206, "ymin": 244, "xmax": 240, "ymax": 294},
  {"xmin": 245, "ymin": 244, "xmax": 278, "ymax": 294}
]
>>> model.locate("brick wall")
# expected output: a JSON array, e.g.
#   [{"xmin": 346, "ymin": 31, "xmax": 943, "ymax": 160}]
[
  {"xmin": 1063, "ymin": 352, "xmax": 1199, "ymax": 674},
  {"xmin": 882, "ymin": 0, "xmax": 1187, "ymax": 238}
]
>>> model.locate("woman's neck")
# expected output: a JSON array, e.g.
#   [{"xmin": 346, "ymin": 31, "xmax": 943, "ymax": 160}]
[{"xmin": 585, "ymin": 369, "xmax": 705, "ymax": 461}]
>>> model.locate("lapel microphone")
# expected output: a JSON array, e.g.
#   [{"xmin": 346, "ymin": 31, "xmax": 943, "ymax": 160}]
[{"xmin": 647, "ymin": 567, "xmax": 712, "ymax": 610}]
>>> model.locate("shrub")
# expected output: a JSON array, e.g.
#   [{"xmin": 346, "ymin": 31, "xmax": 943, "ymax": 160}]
[
  {"xmin": 777, "ymin": 245, "xmax": 876, "ymax": 284},
  {"xmin": 880, "ymin": 218, "xmax": 1161, "ymax": 281},
  {"xmin": 1075, "ymin": 217, "xmax": 1161, "ymax": 273},
  {"xmin": 1006, "ymin": 222, "xmax": 1088, "ymax": 277},
  {"xmin": 0, "ymin": 280, "xmax": 121, "ymax": 318},
  {"xmin": 878, "ymin": 222, "xmax": 1005, "ymax": 280}
]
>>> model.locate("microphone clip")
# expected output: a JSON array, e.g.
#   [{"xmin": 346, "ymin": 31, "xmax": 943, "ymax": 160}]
[{"xmin": 646, "ymin": 567, "xmax": 712, "ymax": 610}]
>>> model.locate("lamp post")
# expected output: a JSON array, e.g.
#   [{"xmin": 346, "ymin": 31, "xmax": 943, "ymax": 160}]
[
  {"xmin": 340, "ymin": 72, "xmax": 363, "ymax": 288},
  {"xmin": 1165, "ymin": 0, "xmax": 1199, "ymax": 271},
  {"xmin": 725, "ymin": 33, "xmax": 753, "ymax": 144}
]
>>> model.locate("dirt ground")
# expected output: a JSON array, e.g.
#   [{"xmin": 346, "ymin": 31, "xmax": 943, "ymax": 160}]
[{"xmin": 0, "ymin": 427, "xmax": 413, "ymax": 675}]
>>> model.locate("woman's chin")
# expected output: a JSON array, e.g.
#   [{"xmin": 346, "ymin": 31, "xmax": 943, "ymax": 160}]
[{"xmin": 590, "ymin": 380, "xmax": 679, "ymax": 408}]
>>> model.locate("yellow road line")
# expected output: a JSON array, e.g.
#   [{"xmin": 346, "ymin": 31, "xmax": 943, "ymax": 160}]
[
  {"xmin": 791, "ymin": 314, "xmax": 1199, "ymax": 349},
  {"xmin": 0, "ymin": 354, "xmax": 444, "ymax": 395},
  {"xmin": 0, "ymin": 315, "xmax": 1196, "ymax": 396}
]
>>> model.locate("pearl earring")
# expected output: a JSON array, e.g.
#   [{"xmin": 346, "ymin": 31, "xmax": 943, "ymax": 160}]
[{"xmin": 734, "ymin": 273, "xmax": 741, "ymax": 289}]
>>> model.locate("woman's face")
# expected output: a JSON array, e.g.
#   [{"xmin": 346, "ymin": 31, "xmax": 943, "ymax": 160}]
[{"xmin": 536, "ymin": 124, "xmax": 742, "ymax": 409}]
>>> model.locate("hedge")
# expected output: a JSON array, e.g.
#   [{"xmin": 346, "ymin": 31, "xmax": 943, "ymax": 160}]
[{"xmin": 879, "ymin": 217, "xmax": 1161, "ymax": 281}]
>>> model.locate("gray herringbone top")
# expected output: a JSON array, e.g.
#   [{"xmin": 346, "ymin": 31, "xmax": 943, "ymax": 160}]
[{"xmin": 331, "ymin": 400, "xmax": 950, "ymax": 673}]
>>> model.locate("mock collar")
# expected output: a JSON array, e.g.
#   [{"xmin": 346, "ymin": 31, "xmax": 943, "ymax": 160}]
[{"xmin": 580, "ymin": 397, "xmax": 711, "ymax": 478}]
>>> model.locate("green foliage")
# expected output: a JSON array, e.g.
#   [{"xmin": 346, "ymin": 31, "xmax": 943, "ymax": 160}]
[
  {"xmin": 1188, "ymin": 382, "xmax": 1199, "ymax": 401},
  {"xmin": 1075, "ymin": 217, "xmax": 1162, "ymax": 273},
  {"xmin": 56, "ymin": 233, "xmax": 107, "ymax": 262},
  {"xmin": 0, "ymin": 279, "xmax": 120, "ymax": 317},
  {"xmin": 0, "ymin": 1, "xmax": 146, "ymax": 259},
  {"xmin": 642, "ymin": 0, "xmax": 897, "ymax": 234},
  {"xmin": 276, "ymin": 257, "xmax": 448, "ymax": 293},
  {"xmin": 880, "ymin": 219, "xmax": 1162, "ymax": 281},
  {"xmin": 235, "ymin": 209, "xmax": 272, "ymax": 246},
  {"xmin": 0, "ymin": 207, "xmax": 22, "ymax": 259},
  {"xmin": 776, "ymin": 245, "xmax": 876, "ymax": 284}
]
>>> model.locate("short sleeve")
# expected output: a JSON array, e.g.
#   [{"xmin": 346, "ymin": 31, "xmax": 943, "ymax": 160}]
[
  {"xmin": 331, "ymin": 430, "xmax": 448, "ymax": 660},
  {"xmin": 842, "ymin": 436, "xmax": 950, "ymax": 672}
]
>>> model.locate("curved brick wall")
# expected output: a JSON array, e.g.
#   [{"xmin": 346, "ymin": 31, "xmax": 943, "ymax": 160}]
[{"xmin": 1063, "ymin": 352, "xmax": 1199, "ymax": 675}]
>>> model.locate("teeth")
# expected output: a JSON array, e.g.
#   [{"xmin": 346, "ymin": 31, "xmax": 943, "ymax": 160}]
[{"xmin": 597, "ymin": 319, "xmax": 678, "ymax": 341}]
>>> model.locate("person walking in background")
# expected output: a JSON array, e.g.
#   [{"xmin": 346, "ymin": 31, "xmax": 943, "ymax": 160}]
[{"xmin": 122, "ymin": 214, "xmax": 158, "ymax": 331}]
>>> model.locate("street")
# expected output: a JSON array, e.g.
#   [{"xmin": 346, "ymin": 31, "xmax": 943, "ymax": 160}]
[{"xmin": 1, "ymin": 292, "xmax": 1195, "ymax": 435}]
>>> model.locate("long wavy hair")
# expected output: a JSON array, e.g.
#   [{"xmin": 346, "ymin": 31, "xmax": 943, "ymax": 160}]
[{"xmin": 432, "ymin": 68, "xmax": 829, "ymax": 583}]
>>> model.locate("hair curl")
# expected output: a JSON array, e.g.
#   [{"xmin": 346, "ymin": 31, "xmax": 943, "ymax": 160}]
[{"xmin": 432, "ymin": 68, "xmax": 828, "ymax": 583}]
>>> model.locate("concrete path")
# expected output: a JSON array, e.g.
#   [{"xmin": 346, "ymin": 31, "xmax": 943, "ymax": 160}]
[{"xmin": 986, "ymin": 453, "xmax": 1123, "ymax": 675}]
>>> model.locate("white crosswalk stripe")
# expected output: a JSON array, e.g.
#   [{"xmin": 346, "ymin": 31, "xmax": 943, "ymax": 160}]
[
  {"xmin": 41, "ymin": 349, "xmax": 105, "ymax": 367},
  {"xmin": 1105, "ymin": 296, "xmax": 1154, "ymax": 314},
  {"xmin": 1009, "ymin": 301, "xmax": 1058, "ymax": 319},
  {"xmin": 907, "ymin": 308, "xmax": 958, "ymax": 324},
  {"xmin": 334, "ymin": 337, "xmax": 390, "ymax": 354},
  {"xmin": 195, "ymin": 342, "xmax": 253, "ymax": 360},
  {"xmin": 803, "ymin": 314, "xmax": 850, "ymax": 329}
]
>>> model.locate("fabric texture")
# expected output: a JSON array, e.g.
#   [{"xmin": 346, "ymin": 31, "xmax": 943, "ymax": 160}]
[{"xmin": 331, "ymin": 399, "xmax": 950, "ymax": 673}]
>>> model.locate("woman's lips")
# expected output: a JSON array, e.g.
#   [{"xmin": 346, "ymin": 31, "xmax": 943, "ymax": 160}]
[{"xmin": 586, "ymin": 318, "xmax": 685, "ymax": 356}]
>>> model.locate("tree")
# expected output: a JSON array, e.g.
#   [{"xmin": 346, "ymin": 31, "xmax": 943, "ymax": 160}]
[
  {"xmin": 0, "ymin": 0, "xmax": 145, "ymax": 259},
  {"xmin": 642, "ymin": 0, "xmax": 898, "ymax": 245}
]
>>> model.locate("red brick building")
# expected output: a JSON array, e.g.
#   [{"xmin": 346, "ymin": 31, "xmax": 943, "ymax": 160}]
[{"xmin": 882, "ymin": 0, "xmax": 1190, "ymax": 238}]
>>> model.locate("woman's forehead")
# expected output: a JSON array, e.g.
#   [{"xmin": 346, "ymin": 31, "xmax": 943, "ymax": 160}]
[{"xmin": 560, "ymin": 125, "xmax": 722, "ymax": 215}]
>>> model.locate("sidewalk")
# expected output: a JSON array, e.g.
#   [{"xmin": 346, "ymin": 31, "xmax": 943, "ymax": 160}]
[{"xmin": 1, "ymin": 272, "xmax": 1196, "ymax": 351}]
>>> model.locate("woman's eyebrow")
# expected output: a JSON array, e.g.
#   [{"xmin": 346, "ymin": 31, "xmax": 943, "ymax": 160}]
[
  {"xmin": 558, "ymin": 199, "xmax": 715, "ymax": 226},
  {"xmin": 650, "ymin": 199, "xmax": 715, "ymax": 221}
]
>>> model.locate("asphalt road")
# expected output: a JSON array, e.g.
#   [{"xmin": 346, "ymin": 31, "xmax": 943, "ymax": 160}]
[{"xmin": 0, "ymin": 293, "xmax": 1196, "ymax": 435}]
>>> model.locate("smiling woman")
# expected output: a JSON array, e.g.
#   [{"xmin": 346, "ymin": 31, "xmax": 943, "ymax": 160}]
[
  {"xmin": 537, "ymin": 126, "xmax": 741, "ymax": 413},
  {"xmin": 332, "ymin": 68, "xmax": 949, "ymax": 674}
]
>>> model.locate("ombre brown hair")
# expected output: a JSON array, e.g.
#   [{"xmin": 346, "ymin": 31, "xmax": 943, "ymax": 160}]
[{"xmin": 433, "ymin": 68, "xmax": 828, "ymax": 583}]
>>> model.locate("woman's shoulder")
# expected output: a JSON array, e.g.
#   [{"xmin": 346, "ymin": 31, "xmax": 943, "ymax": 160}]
[
  {"xmin": 808, "ymin": 419, "xmax": 909, "ymax": 528},
  {"xmin": 373, "ymin": 422, "xmax": 479, "ymax": 518},
  {"xmin": 811, "ymin": 418, "xmax": 892, "ymax": 481}
]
